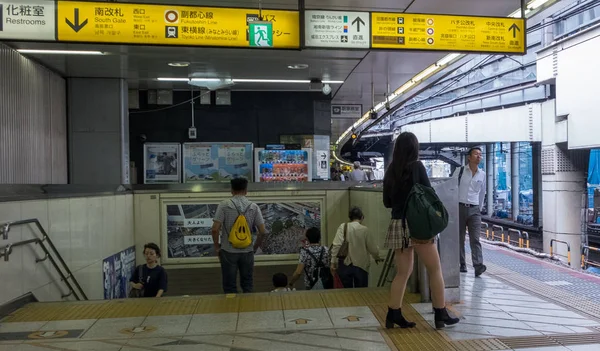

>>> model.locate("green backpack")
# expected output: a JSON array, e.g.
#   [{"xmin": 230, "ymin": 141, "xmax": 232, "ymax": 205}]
[{"xmin": 402, "ymin": 164, "xmax": 449, "ymax": 241}]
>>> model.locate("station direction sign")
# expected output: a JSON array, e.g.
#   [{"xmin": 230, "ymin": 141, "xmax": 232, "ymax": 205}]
[
  {"xmin": 0, "ymin": 0, "xmax": 55, "ymax": 41},
  {"xmin": 371, "ymin": 12, "xmax": 525, "ymax": 54},
  {"xmin": 304, "ymin": 10, "xmax": 369, "ymax": 49},
  {"xmin": 56, "ymin": 1, "xmax": 300, "ymax": 49}
]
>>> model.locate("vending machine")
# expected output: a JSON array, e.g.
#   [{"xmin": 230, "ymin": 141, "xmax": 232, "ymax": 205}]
[{"xmin": 254, "ymin": 146, "xmax": 312, "ymax": 182}]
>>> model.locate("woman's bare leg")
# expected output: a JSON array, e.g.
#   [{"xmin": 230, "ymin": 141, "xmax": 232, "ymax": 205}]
[
  {"xmin": 414, "ymin": 243, "xmax": 445, "ymax": 309},
  {"xmin": 388, "ymin": 248, "xmax": 414, "ymax": 308}
]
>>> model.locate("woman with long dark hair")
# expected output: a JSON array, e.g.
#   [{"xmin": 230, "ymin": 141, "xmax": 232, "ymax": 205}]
[{"xmin": 382, "ymin": 132, "xmax": 459, "ymax": 329}]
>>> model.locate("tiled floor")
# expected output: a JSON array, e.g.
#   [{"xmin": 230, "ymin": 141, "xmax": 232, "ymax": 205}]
[{"xmin": 3, "ymin": 241, "xmax": 600, "ymax": 350}]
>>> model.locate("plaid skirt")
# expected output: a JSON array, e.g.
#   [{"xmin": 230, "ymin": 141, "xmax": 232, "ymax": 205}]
[{"xmin": 384, "ymin": 219, "xmax": 436, "ymax": 250}]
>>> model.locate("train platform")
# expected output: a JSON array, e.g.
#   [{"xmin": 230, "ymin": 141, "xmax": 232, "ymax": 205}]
[{"xmin": 2, "ymin": 242, "xmax": 600, "ymax": 351}]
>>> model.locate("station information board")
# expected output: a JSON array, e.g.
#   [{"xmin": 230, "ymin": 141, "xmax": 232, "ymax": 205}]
[
  {"xmin": 56, "ymin": 1, "xmax": 300, "ymax": 49},
  {"xmin": 371, "ymin": 12, "xmax": 526, "ymax": 54}
]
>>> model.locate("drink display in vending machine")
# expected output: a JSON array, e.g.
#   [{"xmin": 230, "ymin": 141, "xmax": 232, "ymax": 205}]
[{"xmin": 255, "ymin": 147, "xmax": 312, "ymax": 182}]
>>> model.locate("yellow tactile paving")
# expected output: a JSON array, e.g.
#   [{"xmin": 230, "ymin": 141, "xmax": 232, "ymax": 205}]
[
  {"xmin": 239, "ymin": 293, "xmax": 282, "ymax": 312},
  {"xmin": 100, "ymin": 299, "xmax": 158, "ymax": 318},
  {"xmin": 3, "ymin": 303, "xmax": 62, "ymax": 322},
  {"xmin": 359, "ymin": 288, "xmax": 391, "ymax": 305},
  {"xmin": 281, "ymin": 291, "xmax": 325, "ymax": 310},
  {"xmin": 51, "ymin": 302, "xmax": 111, "ymax": 321},
  {"xmin": 148, "ymin": 298, "xmax": 199, "ymax": 316},
  {"xmin": 194, "ymin": 295, "xmax": 240, "ymax": 314},
  {"xmin": 320, "ymin": 290, "xmax": 366, "ymax": 307}
]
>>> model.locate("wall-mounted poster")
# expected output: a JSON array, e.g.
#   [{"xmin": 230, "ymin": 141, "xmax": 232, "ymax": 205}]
[
  {"xmin": 165, "ymin": 201, "xmax": 321, "ymax": 260},
  {"xmin": 102, "ymin": 246, "xmax": 136, "ymax": 300},
  {"xmin": 144, "ymin": 143, "xmax": 181, "ymax": 184},
  {"xmin": 183, "ymin": 143, "xmax": 253, "ymax": 183}
]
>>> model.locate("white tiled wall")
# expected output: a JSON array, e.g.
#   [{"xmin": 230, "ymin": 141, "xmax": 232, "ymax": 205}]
[{"xmin": 0, "ymin": 194, "xmax": 134, "ymax": 304}]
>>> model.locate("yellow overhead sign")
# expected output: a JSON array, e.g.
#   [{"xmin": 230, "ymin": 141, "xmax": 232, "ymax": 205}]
[
  {"xmin": 371, "ymin": 13, "xmax": 525, "ymax": 54},
  {"xmin": 57, "ymin": 1, "xmax": 299, "ymax": 49}
]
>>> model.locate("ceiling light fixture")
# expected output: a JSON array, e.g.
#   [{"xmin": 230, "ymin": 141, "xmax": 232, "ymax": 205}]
[
  {"xmin": 287, "ymin": 64, "xmax": 309, "ymax": 70},
  {"xmin": 156, "ymin": 77, "xmax": 345, "ymax": 84},
  {"xmin": 527, "ymin": 0, "xmax": 552, "ymax": 10},
  {"xmin": 17, "ymin": 49, "xmax": 105, "ymax": 55},
  {"xmin": 168, "ymin": 62, "xmax": 190, "ymax": 67}
]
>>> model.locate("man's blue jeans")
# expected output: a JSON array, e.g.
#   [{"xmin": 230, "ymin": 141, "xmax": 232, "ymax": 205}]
[{"xmin": 219, "ymin": 250, "xmax": 254, "ymax": 294}]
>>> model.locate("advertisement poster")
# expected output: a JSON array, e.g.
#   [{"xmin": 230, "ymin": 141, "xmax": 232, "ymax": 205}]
[
  {"xmin": 183, "ymin": 143, "xmax": 253, "ymax": 183},
  {"xmin": 165, "ymin": 201, "xmax": 321, "ymax": 259},
  {"xmin": 144, "ymin": 143, "xmax": 181, "ymax": 184},
  {"xmin": 102, "ymin": 246, "xmax": 136, "ymax": 300}
]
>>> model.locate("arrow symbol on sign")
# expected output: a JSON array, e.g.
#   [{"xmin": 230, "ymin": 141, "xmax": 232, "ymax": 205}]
[
  {"xmin": 352, "ymin": 17, "xmax": 365, "ymax": 32},
  {"xmin": 66, "ymin": 8, "xmax": 88, "ymax": 33},
  {"xmin": 508, "ymin": 23, "xmax": 520, "ymax": 38}
]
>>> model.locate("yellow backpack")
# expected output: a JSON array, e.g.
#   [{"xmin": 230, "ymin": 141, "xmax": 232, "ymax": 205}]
[{"xmin": 229, "ymin": 201, "xmax": 253, "ymax": 249}]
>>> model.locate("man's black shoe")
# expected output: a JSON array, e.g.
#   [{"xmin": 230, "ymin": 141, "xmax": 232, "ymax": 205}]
[{"xmin": 475, "ymin": 265, "xmax": 487, "ymax": 277}]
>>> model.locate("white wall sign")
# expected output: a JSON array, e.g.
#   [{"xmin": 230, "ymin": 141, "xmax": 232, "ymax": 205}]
[
  {"xmin": 0, "ymin": 1, "xmax": 55, "ymax": 40},
  {"xmin": 305, "ymin": 10, "xmax": 370, "ymax": 49},
  {"xmin": 316, "ymin": 149, "xmax": 329, "ymax": 179},
  {"xmin": 331, "ymin": 104, "xmax": 362, "ymax": 118}
]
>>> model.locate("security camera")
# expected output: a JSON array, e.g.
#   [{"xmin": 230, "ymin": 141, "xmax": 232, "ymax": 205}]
[{"xmin": 322, "ymin": 83, "xmax": 332, "ymax": 95}]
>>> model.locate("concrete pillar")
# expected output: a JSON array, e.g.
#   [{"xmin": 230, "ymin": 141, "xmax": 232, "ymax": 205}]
[
  {"xmin": 511, "ymin": 142, "xmax": 520, "ymax": 220},
  {"xmin": 68, "ymin": 78, "xmax": 129, "ymax": 184},
  {"xmin": 487, "ymin": 143, "xmax": 494, "ymax": 216}
]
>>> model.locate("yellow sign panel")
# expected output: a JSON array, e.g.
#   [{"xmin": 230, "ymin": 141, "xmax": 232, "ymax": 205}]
[
  {"xmin": 371, "ymin": 13, "xmax": 525, "ymax": 54},
  {"xmin": 57, "ymin": 1, "xmax": 299, "ymax": 49}
]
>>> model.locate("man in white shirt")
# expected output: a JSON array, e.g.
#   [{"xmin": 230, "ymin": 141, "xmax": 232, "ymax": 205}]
[
  {"xmin": 453, "ymin": 147, "xmax": 487, "ymax": 277},
  {"xmin": 349, "ymin": 161, "xmax": 368, "ymax": 181}
]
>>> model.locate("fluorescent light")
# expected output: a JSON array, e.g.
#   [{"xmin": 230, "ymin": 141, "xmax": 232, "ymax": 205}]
[
  {"xmin": 437, "ymin": 53, "xmax": 462, "ymax": 66},
  {"xmin": 233, "ymin": 79, "xmax": 309, "ymax": 83},
  {"xmin": 191, "ymin": 78, "xmax": 224, "ymax": 82},
  {"xmin": 412, "ymin": 64, "xmax": 440, "ymax": 82},
  {"xmin": 156, "ymin": 77, "xmax": 344, "ymax": 84},
  {"xmin": 527, "ymin": 0, "xmax": 551, "ymax": 10},
  {"xmin": 17, "ymin": 49, "xmax": 104, "ymax": 55},
  {"xmin": 157, "ymin": 77, "xmax": 189, "ymax": 81},
  {"xmin": 168, "ymin": 62, "xmax": 190, "ymax": 67}
]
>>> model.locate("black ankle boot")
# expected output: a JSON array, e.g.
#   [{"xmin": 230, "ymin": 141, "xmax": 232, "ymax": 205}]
[
  {"xmin": 385, "ymin": 307, "xmax": 416, "ymax": 329},
  {"xmin": 434, "ymin": 307, "xmax": 459, "ymax": 329}
]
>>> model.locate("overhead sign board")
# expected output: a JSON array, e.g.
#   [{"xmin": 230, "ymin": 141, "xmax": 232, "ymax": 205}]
[
  {"xmin": 331, "ymin": 104, "xmax": 362, "ymax": 118},
  {"xmin": 56, "ymin": 1, "xmax": 300, "ymax": 48},
  {"xmin": 304, "ymin": 10, "xmax": 369, "ymax": 49},
  {"xmin": 371, "ymin": 13, "xmax": 525, "ymax": 54},
  {"xmin": 0, "ymin": 1, "xmax": 55, "ymax": 40}
]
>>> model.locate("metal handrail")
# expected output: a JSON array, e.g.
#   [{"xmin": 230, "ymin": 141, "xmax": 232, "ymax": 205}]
[
  {"xmin": 581, "ymin": 245, "xmax": 600, "ymax": 269},
  {"xmin": 550, "ymin": 239, "xmax": 571, "ymax": 266},
  {"xmin": 0, "ymin": 219, "xmax": 88, "ymax": 300},
  {"xmin": 522, "ymin": 231, "xmax": 530, "ymax": 249},
  {"xmin": 507, "ymin": 228, "xmax": 521, "ymax": 247},
  {"xmin": 492, "ymin": 225, "xmax": 504, "ymax": 243},
  {"xmin": 481, "ymin": 223, "xmax": 490, "ymax": 239}
]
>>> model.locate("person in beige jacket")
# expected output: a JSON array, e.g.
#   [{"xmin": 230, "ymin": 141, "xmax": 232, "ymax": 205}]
[{"xmin": 330, "ymin": 207, "xmax": 382, "ymax": 288}]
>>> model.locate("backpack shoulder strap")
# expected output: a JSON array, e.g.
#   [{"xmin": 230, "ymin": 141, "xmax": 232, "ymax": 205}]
[
  {"xmin": 230, "ymin": 199, "xmax": 241, "ymax": 215},
  {"xmin": 458, "ymin": 166, "xmax": 465, "ymax": 186}
]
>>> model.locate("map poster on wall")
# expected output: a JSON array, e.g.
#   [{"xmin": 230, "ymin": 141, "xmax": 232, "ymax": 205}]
[
  {"xmin": 102, "ymin": 246, "xmax": 136, "ymax": 300},
  {"xmin": 144, "ymin": 143, "xmax": 181, "ymax": 184},
  {"xmin": 165, "ymin": 201, "xmax": 321, "ymax": 260},
  {"xmin": 183, "ymin": 143, "xmax": 253, "ymax": 183}
]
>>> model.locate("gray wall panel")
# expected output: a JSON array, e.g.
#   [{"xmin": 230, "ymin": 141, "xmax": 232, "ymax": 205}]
[{"xmin": 0, "ymin": 44, "xmax": 67, "ymax": 184}]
